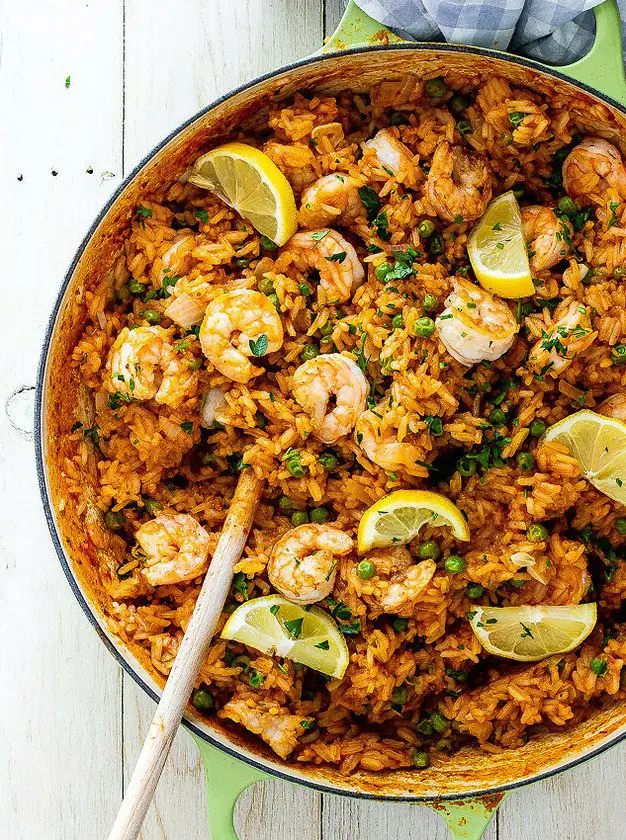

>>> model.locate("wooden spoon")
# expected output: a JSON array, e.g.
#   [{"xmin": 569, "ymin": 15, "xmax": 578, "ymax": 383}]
[{"xmin": 107, "ymin": 469, "xmax": 264, "ymax": 840}]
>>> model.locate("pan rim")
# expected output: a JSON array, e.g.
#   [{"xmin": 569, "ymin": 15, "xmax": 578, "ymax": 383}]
[{"xmin": 35, "ymin": 39, "xmax": 626, "ymax": 802}]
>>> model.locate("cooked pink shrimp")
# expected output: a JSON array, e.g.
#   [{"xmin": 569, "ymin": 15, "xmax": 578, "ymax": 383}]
[
  {"xmin": 219, "ymin": 695, "xmax": 312, "ymax": 759},
  {"xmin": 161, "ymin": 234, "xmax": 195, "ymax": 277},
  {"xmin": 106, "ymin": 326, "xmax": 198, "ymax": 408},
  {"xmin": 357, "ymin": 547, "xmax": 436, "ymax": 616},
  {"xmin": 298, "ymin": 173, "xmax": 365, "ymax": 229},
  {"xmin": 286, "ymin": 229, "xmax": 365, "ymax": 303},
  {"xmin": 136, "ymin": 513, "xmax": 215, "ymax": 586},
  {"xmin": 425, "ymin": 141, "xmax": 493, "ymax": 222},
  {"xmin": 263, "ymin": 140, "xmax": 320, "ymax": 194},
  {"xmin": 199, "ymin": 289, "xmax": 284, "ymax": 384},
  {"xmin": 293, "ymin": 353, "xmax": 368, "ymax": 444},
  {"xmin": 598, "ymin": 394, "xmax": 626, "ymax": 421},
  {"xmin": 521, "ymin": 206, "xmax": 573, "ymax": 273},
  {"xmin": 354, "ymin": 408, "xmax": 425, "ymax": 477},
  {"xmin": 528, "ymin": 299, "xmax": 595, "ymax": 377},
  {"xmin": 362, "ymin": 128, "xmax": 418, "ymax": 186},
  {"xmin": 562, "ymin": 138, "xmax": 626, "ymax": 204},
  {"xmin": 435, "ymin": 278, "xmax": 518, "ymax": 366},
  {"xmin": 268, "ymin": 524, "xmax": 353, "ymax": 604}
]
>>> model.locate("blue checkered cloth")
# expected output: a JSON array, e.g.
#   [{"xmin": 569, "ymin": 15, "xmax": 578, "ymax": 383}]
[{"xmin": 353, "ymin": 0, "xmax": 626, "ymax": 66}]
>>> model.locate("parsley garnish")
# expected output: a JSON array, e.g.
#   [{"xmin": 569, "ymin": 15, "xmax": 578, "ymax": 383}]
[
  {"xmin": 357, "ymin": 186, "xmax": 381, "ymax": 221},
  {"xmin": 233, "ymin": 572, "xmax": 249, "ymax": 601},
  {"xmin": 249, "ymin": 334, "xmax": 269, "ymax": 356},
  {"xmin": 284, "ymin": 617, "xmax": 303, "ymax": 639}
]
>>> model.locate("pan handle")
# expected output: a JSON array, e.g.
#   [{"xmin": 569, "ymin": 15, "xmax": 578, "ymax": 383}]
[
  {"xmin": 323, "ymin": 0, "xmax": 626, "ymax": 106},
  {"xmin": 195, "ymin": 735, "xmax": 503, "ymax": 839}
]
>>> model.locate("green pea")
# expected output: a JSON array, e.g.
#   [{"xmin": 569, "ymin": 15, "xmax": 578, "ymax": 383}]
[
  {"xmin": 435, "ymin": 738, "xmax": 454, "ymax": 752},
  {"xmin": 527, "ymin": 523, "xmax": 548, "ymax": 542},
  {"xmin": 310, "ymin": 506, "xmax": 330, "ymax": 524},
  {"xmin": 255, "ymin": 411, "xmax": 267, "ymax": 429},
  {"xmin": 411, "ymin": 749, "xmax": 430, "ymax": 769},
  {"xmin": 416, "ymin": 719, "xmax": 435, "ymax": 736},
  {"xmin": 529, "ymin": 418, "xmax": 547, "ymax": 438},
  {"xmin": 191, "ymin": 688, "xmax": 214, "ymax": 713},
  {"xmin": 319, "ymin": 451, "xmax": 339, "ymax": 471},
  {"xmin": 375, "ymin": 262, "xmax": 394, "ymax": 282},
  {"xmin": 513, "ymin": 187, "xmax": 525, "ymax": 200},
  {"xmin": 418, "ymin": 219, "xmax": 436, "ymax": 239},
  {"xmin": 466, "ymin": 582, "xmax": 484, "ymax": 599},
  {"xmin": 558, "ymin": 196, "xmax": 578, "ymax": 216},
  {"xmin": 105, "ymin": 510, "xmax": 125, "ymax": 531},
  {"xmin": 144, "ymin": 497, "xmax": 163, "ymax": 516},
  {"xmin": 234, "ymin": 257, "xmax": 249, "ymax": 268},
  {"xmin": 391, "ymin": 685, "xmax": 408, "ymax": 705},
  {"xmin": 490, "ymin": 408, "xmax": 507, "ymax": 427},
  {"xmin": 390, "ymin": 112, "xmax": 408, "ymax": 126},
  {"xmin": 425, "ymin": 77, "xmax": 448, "ymax": 99},
  {"xmin": 616, "ymin": 517, "xmax": 626, "ymax": 535},
  {"xmin": 140, "ymin": 309, "xmax": 161, "ymax": 325},
  {"xmin": 319, "ymin": 320, "xmax": 334, "ymax": 337},
  {"xmin": 188, "ymin": 358, "xmax": 203, "ymax": 370},
  {"xmin": 259, "ymin": 235, "xmax": 278, "ymax": 251},
  {"xmin": 391, "ymin": 313, "xmax": 404, "ymax": 330},
  {"xmin": 501, "ymin": 132, "xmax": 514, "ymax": 146},
  {"xmin": 116, "ymin": 285, "xmax": 131, "ymax": 302},
  {"xmin": 590, "ymin": 657, "xmax": 608, "ymax": 677},
  {"xmin": 278, "ymin": 494, "xmax": 295, "ymax": 512},
  {"xmin": 291, "ymin": 510, "xmax": 309, "ymax": 527},
  {"xmin": 298, "ymin": 282, "xmax": 312, "ymax": 297},
  {"xmin": 509, "ymin": 111, "xmax": 526, "ymax": 127},
  {"xmin": 611, "ymin": 344, "xmax": 626, "ymax": 365},
  {"xmin": 392, "ymin": 617, "xmax": 409, "ymax": 633},
  {"xmin": 445, "ymin": 555, "xmax": 466, "ymax": 574},
  {"xmin": 301, "ymin": 343, "xmax": 319, "ymax": 362},
  {"xmin": 258, "ymin": 277, "xmax": 275, "ymax": 295},
  {"xmin": 357, "ymin": 559, "xmax": 377, "ymax": 579},
  {"xmin": 426, "ymin": 416, "xmax": 443, "ymax": 436},
  {"xmin": 457, "ymin": 120, "xmax": 472, "ymax": 137},
  {"xmin": 428, "ymin": 233, "xmax": 444, "ymax": 256},
  {"xmin": 509, "ymin": 579, "xmax": 526, "ymax": 588},
  {"xmin": 429, "ymin": 711, "xmax": 449, "ymax": 733},
  {"xmin": 449, "ymin": 94, "xmax": 469, "ymax": 115},
  {"xmin": 267, "ymin": 293, "xmax": 280, "ymax": 310},
  {"xmin": 419, "ymin": 540, "xmax": 440, "ymax": 560},
  {"xmin": 457, "ymin": 456, "xmax": 476, "ymax": 477},
  {"xmin": 413, "ymin": 316, "xmax": 435, "ymax": 338},
  {"xmin": 517, "ymin": 452, "xmax": 535, "ymax": 472},
  {"xmin": 422, "ymin": 293, "xmax": 438, "ymax": 312},
  {"xmin": 128, "ymin": 278, "xmax": 145, "ymax": 295},
  {"xmin": 231, "ymin": 655, "xmax": 251, "ymax": 671}
]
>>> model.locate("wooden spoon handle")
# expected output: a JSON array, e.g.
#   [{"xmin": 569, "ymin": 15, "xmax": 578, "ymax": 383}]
[{"xmin": 107, "ymin": 470, "xmax": 264, "ymax": 840}]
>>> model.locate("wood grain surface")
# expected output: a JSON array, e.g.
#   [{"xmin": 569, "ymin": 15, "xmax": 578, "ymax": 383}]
[{"xmin": 2, "ymin": 1, "xmax": 625, "ymax": 838}]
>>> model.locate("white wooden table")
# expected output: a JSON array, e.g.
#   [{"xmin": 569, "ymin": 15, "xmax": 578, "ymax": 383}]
[{"xmin": 2, "ymin": 1, "xmax": 626, "ymax": 837}]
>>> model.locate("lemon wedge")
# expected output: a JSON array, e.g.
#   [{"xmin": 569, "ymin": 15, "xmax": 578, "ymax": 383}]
[
  {"xmin": 468, "ymin": 191, "xmax": 534, "ymax": 298},
  {"xmin": 468, "ymin": 604, "xmax": 597, "ymax": 661},
  {"xmin": 221, "ymin": 595, "xmax": 349, "ymax": 679},
  {"xmin": 189, "ymin": 142, "xmax": 298, "ymax": 245},
  {"xmin": 543, "ymin": 409, "xmax": 626, "ymax": 504},
  {"xmin": 357, "ymin": 489, "xmax": 470, "ymax": 554}
]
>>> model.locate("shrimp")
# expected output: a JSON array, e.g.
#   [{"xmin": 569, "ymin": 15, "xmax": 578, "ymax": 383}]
[
  {"xmin": 562, "ymin": 138, "xmax": 626, "ymax": 204},
  {"xmin": 262, "ymin": 140, "xmax": 320, "ymax": 195},
  {"xmin": 598, "ymin": 394, "xmax": 626, "ymax": 421},
  {"xmin": 267, "ymin": 524, "xmax": 353, "ymax": 605},
  {"xmin": 161, "ymin": 234, "xmax": 195, "ymax": 277},
  {"xmin": 528, "ymin": 299, "xmax": 595, "ymax": 377},
  {"xmin": 106, "ymin": 326, "xmax": 198, "ymax": 408},
  {"xmin": 357, "ymin": 547, "xmax": 436, "ymax": 616},
  {"xmin": 219, "ymin": 695, "xmax": 311, "ymax": 759},
  {"xmin": 435, "ymin": 278, "xmax": 519, "ymax": 366},
  {"xmin": 136, "ymin": 513, "xmax": 215, "ymax": 586},
  {"xmin": 298, "ymin": 173, "xmax": 365, "ymax": 229},
  {"xmin": 199, "ymin": 289, "xmax": 283, "ymax": 384},
  {"xmin": 286, "ymin": 230, "xmax": 365, "ymax": 303},
  {"xmin": 355, "ymin": 408, "xmax": 425, "ymax": 477},
  {"xmin": 521, "ymin": 206, "xmax": 573, "ymax": 273},
  {"xmin": 293, "ymin": 353, "xmax": 368, "ymax": 444},
  {"xmin": 362, "ymin": 128, "xmax": 419, "ymax": 186},
  {"xmin": 425, "ymin": 141, "xmax": 493, "ymax": 222}
]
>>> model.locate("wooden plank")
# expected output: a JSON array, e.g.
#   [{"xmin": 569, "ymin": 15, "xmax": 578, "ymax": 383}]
[
  {"xmin": 121, "ymin": 2, "xmax": 324, "ymax": 837},
  {"xmin": 499, "ymin": 745, "xmax": 626, "ymax": 840},
  {"xmin": 0, "ymin": 0, "xmax": 125, "ymax": 837}
]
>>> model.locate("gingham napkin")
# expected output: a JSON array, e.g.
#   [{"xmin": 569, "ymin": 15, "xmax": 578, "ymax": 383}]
[{"xmin": 353, "ymin": 0, "xmax": 626, "ymax": 66}]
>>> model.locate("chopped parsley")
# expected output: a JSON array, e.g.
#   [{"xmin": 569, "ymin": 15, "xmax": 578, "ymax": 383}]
[
  {"xmin": 249, "ymin": 334, "xmax": 269, "ymax": 356},
  {"xmin": 357, "ymin": 186, "xmax": 381, "ymax": 221},
  {"xmin": 233, "ymin": 572, "xmax": 249, "ymax": 601}
]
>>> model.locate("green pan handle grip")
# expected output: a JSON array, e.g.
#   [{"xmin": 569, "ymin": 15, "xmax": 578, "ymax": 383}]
[
  {"xmin": 195, "ymin": 734, "xmax": 503, "ymax": 840},
  {"xmin": 324, "ymin": 0, "xmax": 626, "ymax": 107},
  {"xmin": 194, "ymin": 735, "xmax": 268, "ymax": 840}
]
